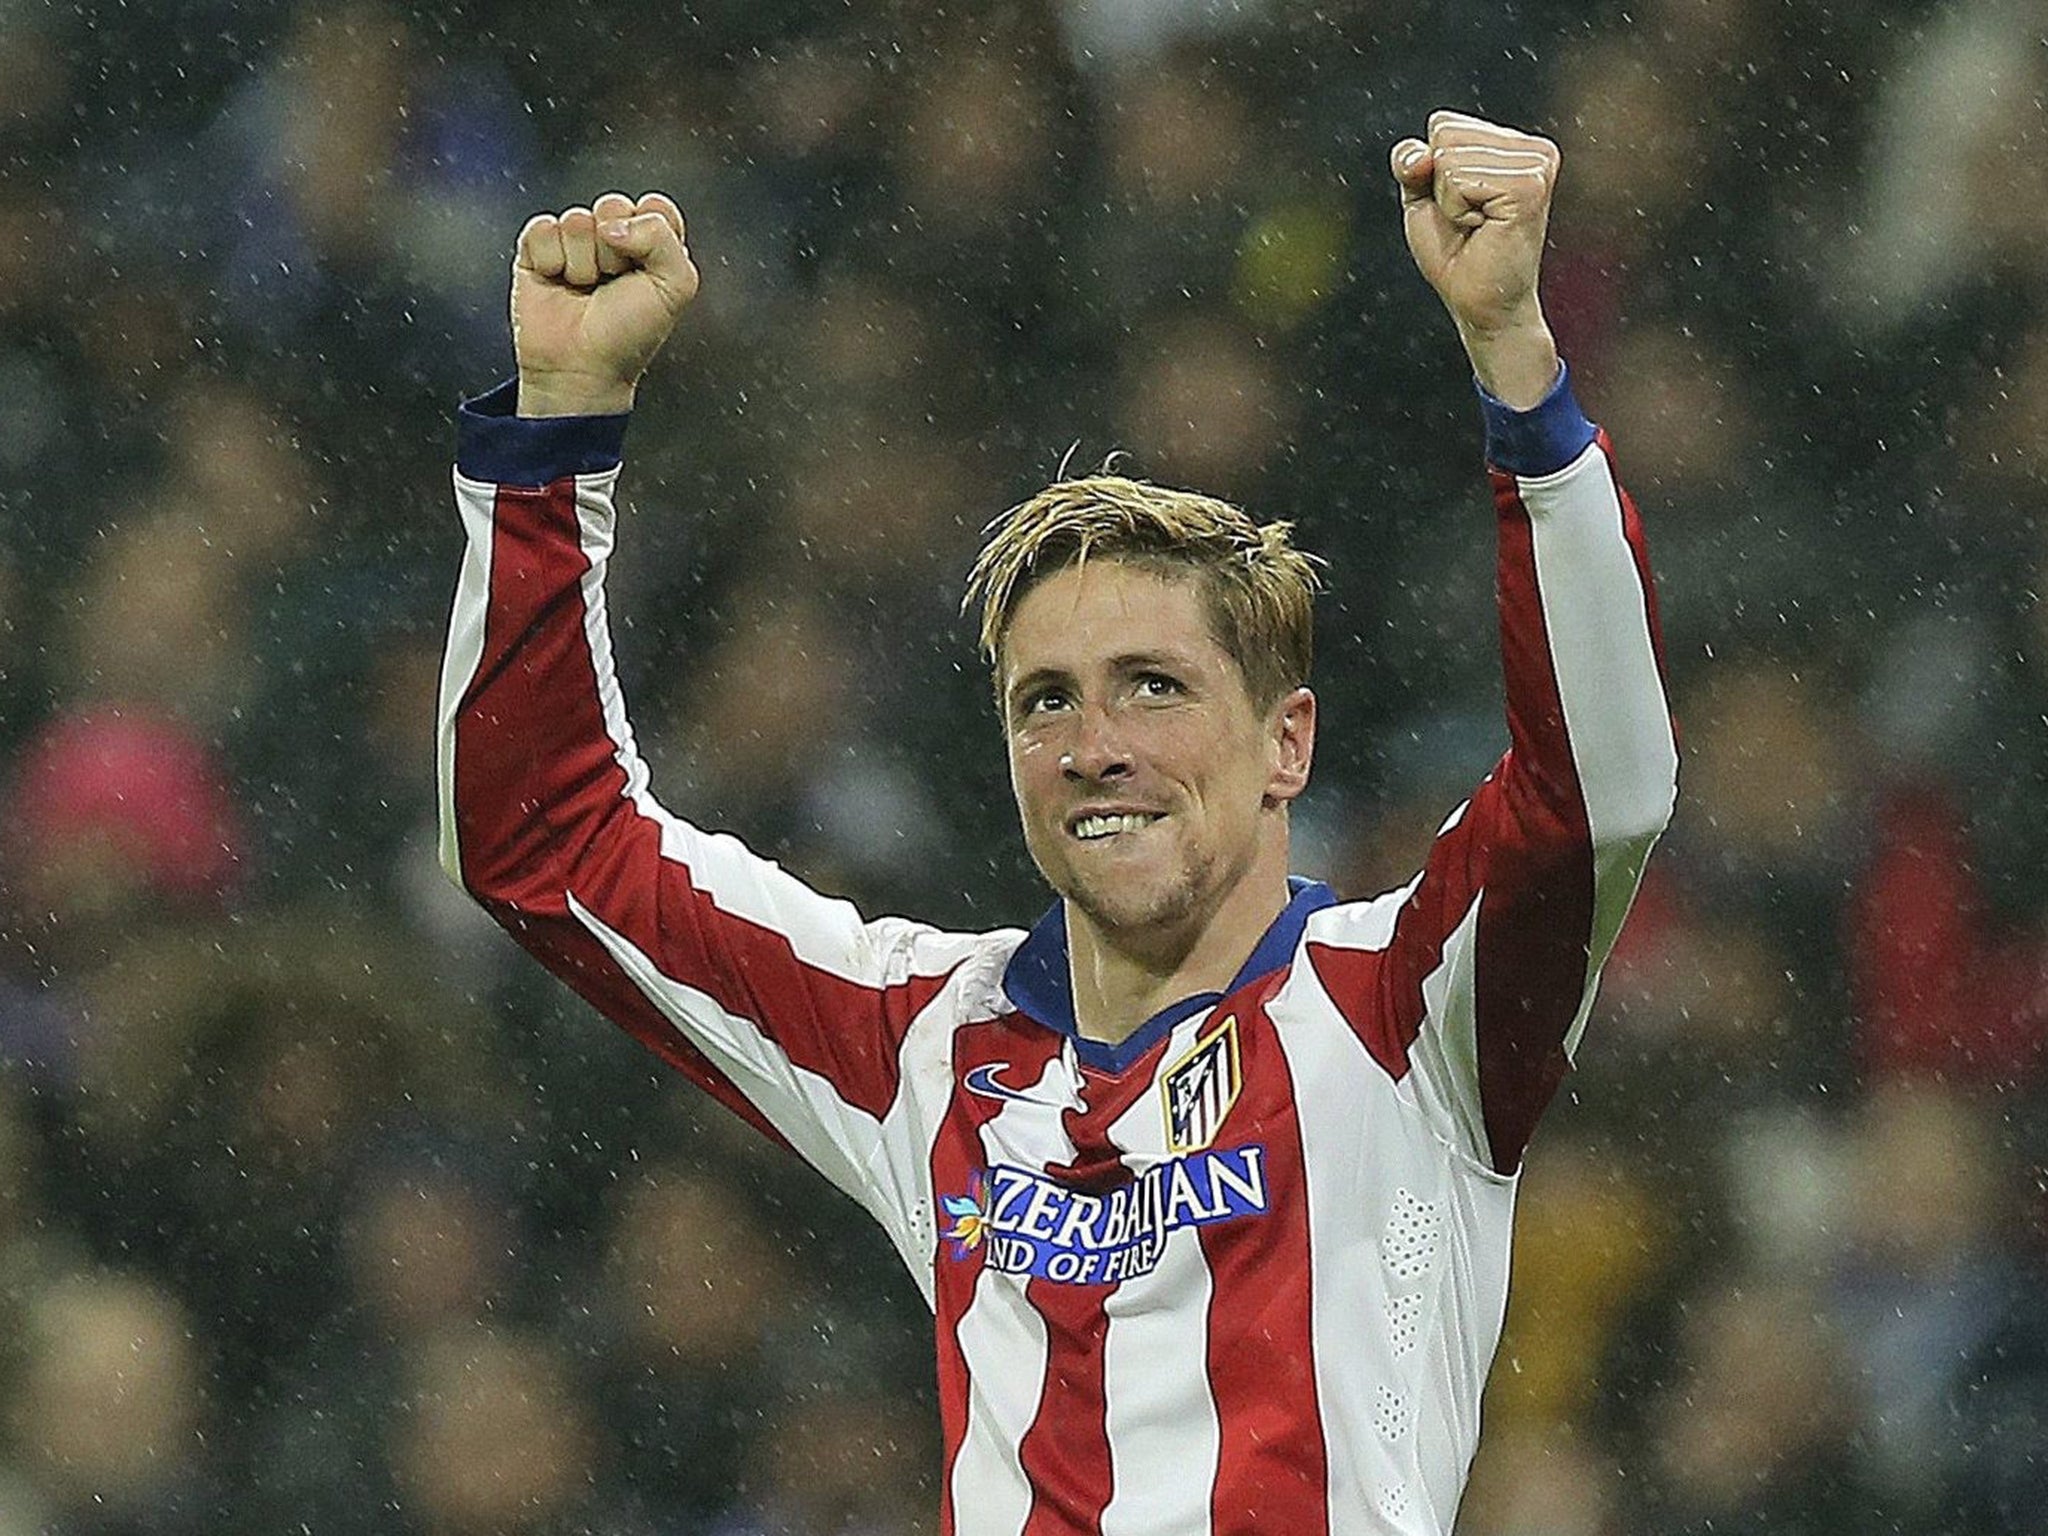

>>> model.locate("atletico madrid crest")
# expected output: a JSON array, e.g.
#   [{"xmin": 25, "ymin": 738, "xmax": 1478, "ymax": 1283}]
[{"xmin": 1162, "ymin": 1017, "xmax": 1243, "ymax": 1153}]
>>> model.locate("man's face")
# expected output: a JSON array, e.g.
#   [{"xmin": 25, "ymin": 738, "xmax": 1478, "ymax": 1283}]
[{"xmin": 1000, "ymin": 559, "xmax": 1313, "ymax": 948}]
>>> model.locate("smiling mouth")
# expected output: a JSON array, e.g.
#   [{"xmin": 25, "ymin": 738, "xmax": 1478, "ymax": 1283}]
[{"xmin": 1071, "ymin": 812, "xmax": 1164, "ymax": 842}]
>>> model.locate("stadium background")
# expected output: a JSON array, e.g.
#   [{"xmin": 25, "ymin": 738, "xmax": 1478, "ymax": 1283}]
[{"xmin": 1, "ymin": 0, "xmax": 2044, "ymax": 1530}]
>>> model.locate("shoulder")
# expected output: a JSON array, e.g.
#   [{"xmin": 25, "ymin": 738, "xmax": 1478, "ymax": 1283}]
[
  {"xmin": 1298, "ymin": 881, "xmax": 1423, "ymax": 956},
  {"xmin": 876, "ymin": 917, "xmax": 1028, "ymax": 1015}
]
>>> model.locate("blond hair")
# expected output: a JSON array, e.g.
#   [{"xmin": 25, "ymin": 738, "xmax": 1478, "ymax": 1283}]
[{"xmin": 963, "ymin": 474, "xmax": 1323, "ymax": 709}]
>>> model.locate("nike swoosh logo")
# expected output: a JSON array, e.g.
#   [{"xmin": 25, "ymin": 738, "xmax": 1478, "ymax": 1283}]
[{"xmin": 963, "ymin": 1062, "xmax": 1070, "ymax": 1108}]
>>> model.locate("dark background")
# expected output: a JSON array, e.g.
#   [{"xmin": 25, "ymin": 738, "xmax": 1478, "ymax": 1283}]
[{"xmin": 1, "ymin": 1, "xmax": 2044, "ymax": 1531}]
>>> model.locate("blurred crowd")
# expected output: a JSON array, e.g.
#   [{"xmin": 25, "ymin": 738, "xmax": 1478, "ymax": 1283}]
[{"xmin": 1, "ymin": 0, "xmax": 2044, "ymax": 1531}]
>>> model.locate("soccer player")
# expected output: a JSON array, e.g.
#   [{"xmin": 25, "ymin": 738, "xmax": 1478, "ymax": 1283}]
[{"xmin": 438, "ymin": 111, "xmax": 1677, "ymax": 1535}]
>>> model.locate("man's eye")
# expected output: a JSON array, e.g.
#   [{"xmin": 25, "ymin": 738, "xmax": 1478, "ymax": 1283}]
[
  {"xmin": 1023, "ymin": 688, "xmax": 1070, "ymax": 715},
  {"xmin": 1136, "ymin": 673, "xmax": 1183, "ymax": 698}
]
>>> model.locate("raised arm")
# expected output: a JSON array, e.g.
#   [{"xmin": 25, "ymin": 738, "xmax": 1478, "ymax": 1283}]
[
  {"xmin": 436, "ymin": 194, "xmax": 985, "ymax": 1259},
  {"xmin": 1306, "ymin": 116, "xmax": 1679, "ymax": 1173}
]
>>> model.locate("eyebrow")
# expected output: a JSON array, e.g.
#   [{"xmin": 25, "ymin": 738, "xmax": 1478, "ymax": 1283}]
[{"xmin": 1106, "ymin": 649, "xmax": 1198, "ymax": 675}]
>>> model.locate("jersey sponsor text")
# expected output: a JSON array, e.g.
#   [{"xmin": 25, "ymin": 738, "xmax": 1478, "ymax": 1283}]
[{"xmin": 944, "ymin": 1145, "xmax": 1269, "ymax": 1284}]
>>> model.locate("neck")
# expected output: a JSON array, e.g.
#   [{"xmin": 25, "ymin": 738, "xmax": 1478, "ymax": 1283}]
[{"xmin": 1064, "ymin": 843, "xmax": 1293, "ymax": 1049}]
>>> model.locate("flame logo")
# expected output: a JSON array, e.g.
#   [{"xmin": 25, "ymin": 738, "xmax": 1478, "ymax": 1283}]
[{"xmin": 942, "ymin": 1171, "xmax": 990, "ymax": 1259}]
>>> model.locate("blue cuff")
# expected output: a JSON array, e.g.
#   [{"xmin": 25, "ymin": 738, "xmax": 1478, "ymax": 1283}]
[
  {"xmin": 1476, "ymin": 362, "xmax": 1597, "ymax": 478},
  {"xmin": 455, "ymin": 379, "xmax": 631, "ymax": 486}
]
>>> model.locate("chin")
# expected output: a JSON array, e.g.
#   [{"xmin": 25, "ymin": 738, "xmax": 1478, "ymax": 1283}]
[{"xmin": 1063, "ymin": 868, "xmax": 1202, "ymax": 940}]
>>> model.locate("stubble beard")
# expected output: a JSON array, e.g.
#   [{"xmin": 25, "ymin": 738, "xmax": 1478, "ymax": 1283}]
[{"xmin": 1048, "ymin": 835, "xmax": 1211, "ymax": 951}]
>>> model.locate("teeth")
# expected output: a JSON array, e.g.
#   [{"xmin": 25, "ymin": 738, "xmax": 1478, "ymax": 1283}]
[{"xmin": 1074, "ymin": 813, "xmax": 1158, "ymax": 841}]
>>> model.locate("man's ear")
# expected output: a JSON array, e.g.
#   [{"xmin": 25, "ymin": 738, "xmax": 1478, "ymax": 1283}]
[{"xmin": 1264, "ymin": 687, "xmax": 1316, "ymax": 806}]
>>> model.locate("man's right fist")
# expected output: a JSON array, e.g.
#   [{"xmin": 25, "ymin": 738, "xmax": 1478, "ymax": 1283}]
[{"xmin": 512, "ymin": 190, "xmax": 699, "ymax": 418}]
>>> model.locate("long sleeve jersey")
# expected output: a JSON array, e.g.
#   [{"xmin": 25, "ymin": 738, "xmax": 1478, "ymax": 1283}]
[{"xmin": 437, "ymin": 369, "xmax": 1678, "ymax": 1536}]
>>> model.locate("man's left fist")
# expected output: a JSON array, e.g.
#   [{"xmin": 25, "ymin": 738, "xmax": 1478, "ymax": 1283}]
[{"xmin": 1391, "ymin": 111, "xmax": 1561, "ymax": 406}]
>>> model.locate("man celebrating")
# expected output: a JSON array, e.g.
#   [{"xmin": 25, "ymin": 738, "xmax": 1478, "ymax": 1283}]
[{"xmin": 439, "ymin": 111, "xmax": 1677, "ymax": 1535}]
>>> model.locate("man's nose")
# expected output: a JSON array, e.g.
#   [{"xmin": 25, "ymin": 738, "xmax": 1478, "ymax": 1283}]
[{"xmin": 1060, "ymin": 702, "xmax": 1132, "ymax": 781}]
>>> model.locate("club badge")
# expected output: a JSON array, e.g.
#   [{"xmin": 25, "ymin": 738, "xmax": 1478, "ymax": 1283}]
[{"xmin": 1162, "ymin": 1015, "xmax": 1243, "ymax": 1154}]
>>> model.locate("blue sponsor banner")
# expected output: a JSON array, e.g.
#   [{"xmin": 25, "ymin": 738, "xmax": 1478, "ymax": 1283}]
[{"xmin": 942, "ymin": 1144, "xmax": 1269, "ymax": 1285}]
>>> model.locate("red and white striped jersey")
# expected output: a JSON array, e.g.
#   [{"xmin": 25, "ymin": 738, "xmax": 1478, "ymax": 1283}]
[{"xmin": 438, "ymin": 371, "xmax": 1677, "ymax": 1535}]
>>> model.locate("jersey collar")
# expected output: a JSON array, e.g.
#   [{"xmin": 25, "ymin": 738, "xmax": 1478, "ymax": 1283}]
[{"xmin": 1001, "ymin": 876, "xmax": 1338, "ymax": 1075}]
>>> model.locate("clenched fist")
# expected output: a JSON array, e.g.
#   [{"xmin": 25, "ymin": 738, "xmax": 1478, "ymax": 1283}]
[
  {"xmin": 512, "ymin": 190, "xmax": 700, "ymax": 418},
  {"xmin": 1391, "ymin": 112, "xmax": 1561, "ymax": 409}
]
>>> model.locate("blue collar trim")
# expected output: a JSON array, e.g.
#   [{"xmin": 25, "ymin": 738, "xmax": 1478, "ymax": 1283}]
[{"xmin": 1001, "ymin": 877, "xmax": 1338, "ymax": 1074}]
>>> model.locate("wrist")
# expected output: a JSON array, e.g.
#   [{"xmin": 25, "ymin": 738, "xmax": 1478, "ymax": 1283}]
[
  {"xmin": 1454, "ymin": 313, "xmax": 1559, "ymax": 412},
  {"xmin": 516, "ymin": 369, "xmax": 637, "ymax": 418}
]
